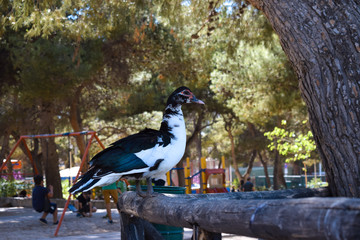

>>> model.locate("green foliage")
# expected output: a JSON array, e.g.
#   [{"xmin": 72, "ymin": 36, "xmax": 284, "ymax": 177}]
[
  {"xmin": 8, "ymin": 34, "xmax": 102, "ymax": 103},
  {"xmin": 255, "ymin": 185, "xmax": 269, "ymax": 191},
  {"xmin": 210, "ymin": 35, "xmax": 300, "ymax": 124},
  {"xmin": 1, "ymin": 0, "xmax": 139, "ymax": 39},
  {"xmin": 0, "ymin": 179, "xmax": 16, "ymax": 197},
  {"xmin": 0, "ymin": 179, "xmax": 32, "ymax": 197},
  {"xmin": 61, "ymin": 179, "xmax": 72, "ymax": 199},
  {"xmin": 232, "ymin": 178, "xmax": 240, "ymax": 189},
  {"xmin": 264, "ymin": 120, "xmax": 317, "ymax": 162},
  {"xmin": 308, "ymin": 178, "xmax": 328, "ymax": 188}
]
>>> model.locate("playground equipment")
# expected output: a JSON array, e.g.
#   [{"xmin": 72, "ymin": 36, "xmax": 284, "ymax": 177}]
[
  {"xmin": 0, "ymin": 131, "xmax": 105, "ymax": 237},
  {"xmin": 1, "ymin": 159, "xmax": 22, "ymax": 170},
  {"xmin": 201, "ymin": 156, "xmax": 227, "ymax": 193},
  {"xmin": 167, "ymin": 157, "xmax": 228, "ymax": 194},
  {"xmin": 0, "ymin": 131, "xmax": 104, "ymax": 176}
]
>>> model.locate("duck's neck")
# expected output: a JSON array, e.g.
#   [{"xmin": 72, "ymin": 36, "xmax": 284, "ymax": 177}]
[{"xmin": 160, "ymin": 104, "xmax": 185, "ymax": 138}]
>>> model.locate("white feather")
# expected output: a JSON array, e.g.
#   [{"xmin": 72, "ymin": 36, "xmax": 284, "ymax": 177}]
[
  {"xmin": 136, "ymin": 105, "xmax": 186, "ymax": 178},
  {"xmin": 73, "ymin": 167, "xmax": 151, "ymax": 193}
]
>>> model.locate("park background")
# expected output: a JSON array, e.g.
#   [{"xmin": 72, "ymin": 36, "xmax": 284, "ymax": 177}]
[{"xmin": 0, "ymin": 1, "xmax": 359, "ymax": 200}]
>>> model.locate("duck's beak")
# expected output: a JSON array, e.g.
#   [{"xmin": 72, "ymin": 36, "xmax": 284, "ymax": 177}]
[{"xmin": 191, "ymin": 96, "xmax": 205, "ymax": 104}]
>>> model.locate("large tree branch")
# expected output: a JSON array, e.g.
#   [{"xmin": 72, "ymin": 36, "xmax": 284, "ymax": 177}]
[
  {"xmin": 117, "ymin": 188, "xmax": 360, "ymax": 240},
  {"xmin": 245, "ymin": 0, "xmax": 263, "ymax": 11}
]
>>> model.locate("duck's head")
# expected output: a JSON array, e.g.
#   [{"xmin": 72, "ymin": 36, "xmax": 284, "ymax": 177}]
[{"xmin": 167, "ymin": 86, "xmax": 205, "ymax": 106}]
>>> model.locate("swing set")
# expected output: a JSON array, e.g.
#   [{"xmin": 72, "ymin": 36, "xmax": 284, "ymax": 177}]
[{"xmin": 0, "ymin": 131, "xmax": 105, "ymax": 237}]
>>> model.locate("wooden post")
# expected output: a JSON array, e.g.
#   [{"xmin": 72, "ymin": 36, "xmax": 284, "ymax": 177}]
[
  {"xmin": 193, "ymin": 225, "xmax": 222, "ymax": 240},
  {"xmin": 304, "ymin": 162, "xmax": 308, "ymax": 188},
  {"xmin": 118, "ymin": 190, "xmax": 359, "ymax": 240},
  {"xmin": 200, "ymin": 230, "xmax": 222, "ymax": 240},
  {"xmin": 221, "ymin": 156, "xmax": 226, "ymax": 189},
  {"xmin": 185, "ymin": 157, "xmax": 191, "ymax": 194},
  {"xmin": 221, "ymin": 156, "xmax": 225, "ymax": 169},
  {"xmin": 201, "ymin": 157, "xmax": 207, "ymax": 193},
  {"xmin": 166, "ymin": 172, "xmax": 171, "ymax": 186},
  {"xmin": 120, "ymin": 212, "xmax": 164, "ymax": 240}
]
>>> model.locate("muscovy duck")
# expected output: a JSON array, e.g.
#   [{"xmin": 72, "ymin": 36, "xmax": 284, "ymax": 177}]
[{"xmin": 70, "ymin": 86, "xmax": 204, "ymax": 196}]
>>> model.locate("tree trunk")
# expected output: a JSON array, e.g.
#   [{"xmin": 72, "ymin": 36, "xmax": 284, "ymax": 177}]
[
  {"xmin": 197, "ymin": 125, "xmax": 203, "ymax": 192},
  {"xmin": 227, "ymin": 127, "xmax": 242, "ymax": 181},
  {"xmin": 39, "ymin": 103, "xmax": 63, "ymax": 198},
  {"xmin": 0, "ymin": 131, "xmax": 10, "ymax": 179},
  {"xmin": 292, "ymin": 160, "xmax": 302, "ymax": 175},
  {"xmin": 175, "ymin": 161, "xmax": 185, "ymax": 187},
  {"xmin": 258, "ymin": 151, "xmax": 271, "ymax": 188},
  {"xmin": 242, "ymin": 122, "xmax": 257, "ymax": 181},
  {"xmin": 120, "ymin": 212, "xmax": 165, "ymax": 240},
  {"xmin": 69, "ymin": 87, "xmax": 88, "ymax": 170},
  {"xmin": 273, "ymin": 147, "xmax": 286, "ymax": 190},
  {"xmin": 1, "ymin": 131, "xmax": 14, "ymax": 181},
  {"xmin": 225, "ymin": 121, "xmax": 257, "ymax": 186},
  {"xmin": 242, "ymin": 149, "xmax": 256, "ymax": 181},
  {"xmin": 246, "ymin": 0, "xmax": 360, "ymax": 197},
  {"xmin": 11, "ymin": 132, "xmax": 43, "ymax": 176},
  {"xmin": 31, "ymin": 139, "xmax": 43, "ymax": 176}
]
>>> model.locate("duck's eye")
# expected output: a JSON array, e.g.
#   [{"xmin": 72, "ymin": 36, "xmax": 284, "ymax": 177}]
[{"xmin": 181, "ymin": 90, "xmax": 191, "ymax": 96}]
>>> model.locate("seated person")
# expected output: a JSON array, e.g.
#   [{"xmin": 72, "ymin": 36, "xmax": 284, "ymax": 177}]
[
  {"xmin": 19, "ymin": 190, "xmax": 27, "ymax": 198},
  {"xmin": 76, "ymin": 191, "xmax": 96, "ymax": 217},
  {"xmin": 32, "ymin": 175, "xmax": 58, "ymax": 225}
]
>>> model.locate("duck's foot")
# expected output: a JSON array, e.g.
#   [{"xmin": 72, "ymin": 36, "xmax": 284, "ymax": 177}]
[{"xmin": 135, "ymin": 178, "xmax": 158, "ymax": 198}]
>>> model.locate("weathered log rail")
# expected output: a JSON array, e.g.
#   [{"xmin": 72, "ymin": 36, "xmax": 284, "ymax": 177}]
[{"xmin": 118, "ymin": 188, "xmax": 360, "ymax": 240}]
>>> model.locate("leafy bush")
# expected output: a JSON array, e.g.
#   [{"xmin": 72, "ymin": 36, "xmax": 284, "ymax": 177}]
[
  {"xmin": 264, "ymin": 120, "xmax": 317, "ymax": 163},
  {"xmin": 232, "ymin": 178, "xmax": 240, "ymax": 189},
  {"xmin": 308, "ymin": 178, "xmax": 328, "ymax": 188},
  {"xmin": 0, "ymin": 179, "xmax": 33, "ymax": 197},
  {"xmin": 255, "ymin": 185, "xmax": 269, "ymax": 191},
  {"xmin": 61, "ymin": 180, "xmax": 71, "ymax": 199}
]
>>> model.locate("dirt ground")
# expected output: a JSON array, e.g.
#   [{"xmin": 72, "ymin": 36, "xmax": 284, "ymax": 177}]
[
  {"xmin": 0, "ymin": 207, "xmax": 255, "ymax": 240},
  {"xmin": 0, "ymin": 207, "xmax": 121, "ymax": 239}
]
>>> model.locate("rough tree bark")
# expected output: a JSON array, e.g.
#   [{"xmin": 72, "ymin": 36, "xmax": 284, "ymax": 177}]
[
  {"xmin": 69, "ymin": 87, "xmax": 88, "ymax": 170},
  {"xmin": 30, "ymin": 139, "xmax": 43, "ymax": 176},
  {"xmin": 258, "ymin": 151, "xmax": 271, "ymax": 188},
  {"xmin": 39, "ymin": 102, "xmax": 62, "ymax": 198},
  {"xmin": 119, "ymin": 190, "xmax": 360, "ymax": 240},
  {"xmin": 11, "ymin": 132, "xmax": 43, "ymax": 176},
  {"xmin": 273, "ymin": 146, "xmax": 287, "ymax": 190},
  {"xmin": 223, "ymin": 115, "xmax": 242, "ymax": 181},
  {"xmin": 243, "ymin": 123, "xmax": 258, "ymax": 181},
  {"xmin": 224, "ymin": 116, "xmax": 257, "ymax": 188},
  {"xmin": 0, "ymin": 131, "xmax": 10, "ymax": 179},
  {"xmin": 246, "ymin": 0, "xmax": 360, "ymax": 197},
  {"xmin": 243, "ymin": 149, "xmax": 256, "ymax": 181}
]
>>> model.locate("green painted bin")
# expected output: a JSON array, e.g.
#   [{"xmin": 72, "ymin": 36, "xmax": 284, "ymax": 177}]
[{"xmin": 129, "ymin": 185, "xmax": 186, "ymax": 240}]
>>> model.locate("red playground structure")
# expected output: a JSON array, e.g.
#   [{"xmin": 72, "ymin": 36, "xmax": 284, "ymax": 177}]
[
  {"xmin": 0, "ymin": 131, "xmax": 105, "ymax": 237},
  {"xmin": 166, "ymin": 157, "xmax": 228, "ymax": 194}
]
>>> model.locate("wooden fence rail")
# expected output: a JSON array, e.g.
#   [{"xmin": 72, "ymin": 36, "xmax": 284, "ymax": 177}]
[{"xmin": 118, "ymin": 188, "xmax": 360, "ymax": 240}]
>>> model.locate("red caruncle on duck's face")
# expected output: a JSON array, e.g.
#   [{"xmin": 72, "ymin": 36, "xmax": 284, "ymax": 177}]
[{"xmin": 179, "ymin": 89, "xmax": 194, "ymax": 102}]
